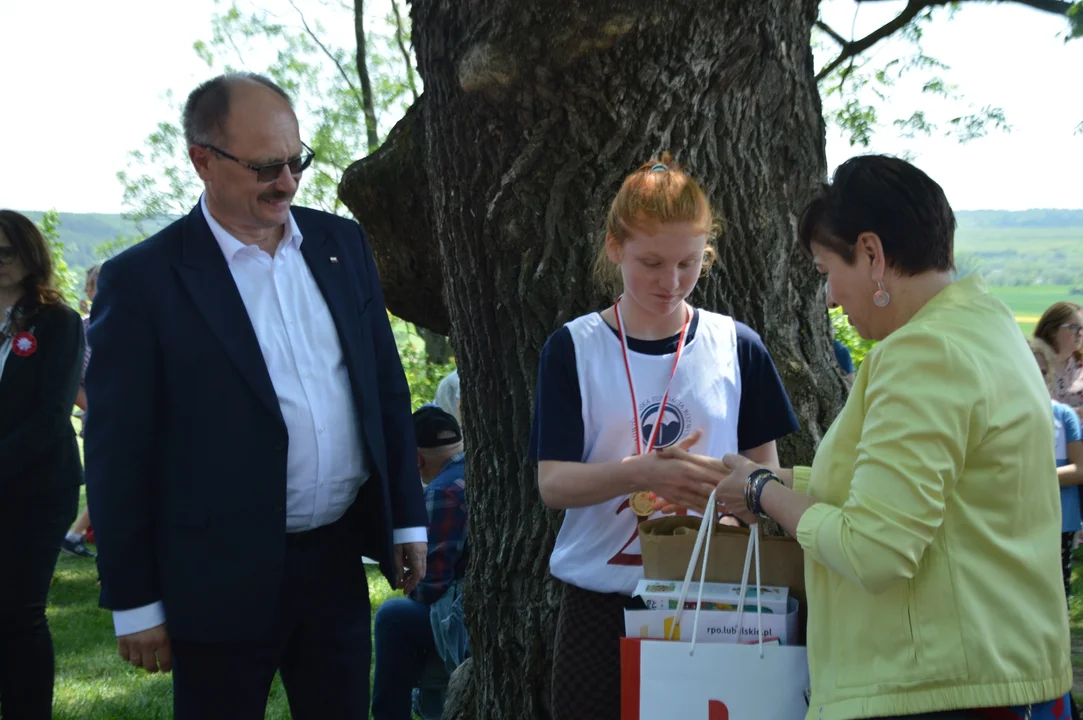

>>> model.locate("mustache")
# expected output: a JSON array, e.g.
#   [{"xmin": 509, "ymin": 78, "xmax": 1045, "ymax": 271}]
[{"xmin": 259, "ymin": 191, "xmax": 293, "ymax": 203}]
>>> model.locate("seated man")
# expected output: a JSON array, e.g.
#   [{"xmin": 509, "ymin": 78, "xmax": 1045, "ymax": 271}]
[{"xmin": 372, "ymin": 406, "xmax": 469, "ymax": 720}]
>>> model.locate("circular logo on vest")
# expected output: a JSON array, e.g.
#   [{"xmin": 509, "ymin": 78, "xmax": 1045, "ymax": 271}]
[{"xmin": 640, "ymin": 400, "xmax": 687, "ymax": 450}]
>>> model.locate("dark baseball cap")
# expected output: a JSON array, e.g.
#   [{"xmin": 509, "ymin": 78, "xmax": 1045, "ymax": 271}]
[{"xmin": 413, "ymin": 405, "xmax": 463, "ymax": 449}]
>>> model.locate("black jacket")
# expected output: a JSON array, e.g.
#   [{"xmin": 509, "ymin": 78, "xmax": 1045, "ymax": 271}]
[
  {"xmin": 84, "ymin": 204, "xmax": 428, "ymax": 642},
  {"xmin": 0, "ymin": 302, "xmax": 85, "ymax": 498}
]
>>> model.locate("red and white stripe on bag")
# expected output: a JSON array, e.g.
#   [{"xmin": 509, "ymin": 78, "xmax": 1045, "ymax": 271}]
[{"xmin": 621, "ymin": 639, "xmax": 731, "ymax": 719}]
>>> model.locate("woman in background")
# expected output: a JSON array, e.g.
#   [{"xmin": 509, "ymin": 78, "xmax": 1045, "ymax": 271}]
[
  {"xmin": 62, "ymin": 263, "xmax": 101, "ymax": 559},
  {"xmin": 0, "ymin": 210, "xmax": 86, "ymax": 719},
  {"xmin": 1035, "ymin": 301, "xmax": 1083, "ymax": 419},
  {"xmin": 1030, "ymin": 336, "xmax": 1083, "ymax": 602}
]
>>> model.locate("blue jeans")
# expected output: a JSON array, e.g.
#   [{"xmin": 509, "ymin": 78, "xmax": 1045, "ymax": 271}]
[{"xmin": 372, "ymin": 597, "xmax": 441, "ymax": 720}]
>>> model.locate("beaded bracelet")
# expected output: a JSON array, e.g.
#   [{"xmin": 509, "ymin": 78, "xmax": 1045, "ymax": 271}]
[{"xmin": 744, "ymin": 468, "xmax": 780, "ymax": 519}]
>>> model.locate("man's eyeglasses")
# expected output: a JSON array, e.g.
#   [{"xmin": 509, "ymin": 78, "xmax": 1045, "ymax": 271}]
[
  {"xmin": 0, "ymin": 247, "xmax": 17, "ymax": 266},
  {"xmin": 200, "ymin": 142, "xmax": 316, "ymax": 183},
  {"xmin": 1062, "ymin": 323, "xmax": 1083, "ymax": 334}
]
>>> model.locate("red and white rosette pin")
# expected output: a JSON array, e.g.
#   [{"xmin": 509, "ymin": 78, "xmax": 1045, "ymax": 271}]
[{"xmin": 12, "ymin": 331, "xmax": 37, "ymax": 357}]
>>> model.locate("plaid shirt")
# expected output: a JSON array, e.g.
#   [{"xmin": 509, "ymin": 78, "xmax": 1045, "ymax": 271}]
[{"xmin": 410, "ymin": 452, "xmax": 468, "ymax": 605}]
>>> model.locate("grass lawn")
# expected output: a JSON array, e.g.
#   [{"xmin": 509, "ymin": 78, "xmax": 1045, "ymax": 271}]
[
  {"xmin": 1070, "ymin": 548, "xmax": 1083, "ymax": 699},
  {"xmin": 47, "ymin": 489, "xmax": 405, "ymax": 720}
]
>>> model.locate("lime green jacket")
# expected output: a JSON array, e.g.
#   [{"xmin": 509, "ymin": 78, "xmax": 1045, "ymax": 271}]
[{"xmin": 793, "ymin": 275, "xmax": 1071, "ymax": 720}]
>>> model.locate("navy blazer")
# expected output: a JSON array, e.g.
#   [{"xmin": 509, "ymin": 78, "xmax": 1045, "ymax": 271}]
[
  {"xmin": 0, "ymin": 303, "xmax": 84, "ymax": 498},
  {"xmin": 84, "ymin": 204, "xmax": 427, "ymax": 642}
]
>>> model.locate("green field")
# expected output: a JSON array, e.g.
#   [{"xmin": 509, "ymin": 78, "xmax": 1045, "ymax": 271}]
[
  {"xmin": 954, "ymin": 224, "xmax": 1083, "ymax": 288},
  {"xmin": 988, "ymin": 285, "xmax": 1082, "ymax": 335},
  {"xmin": 956, "ymin": 226, "xmax": 1083, "ymax": 254}
]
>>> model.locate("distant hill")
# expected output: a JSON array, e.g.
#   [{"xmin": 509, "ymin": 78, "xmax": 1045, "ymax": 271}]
[
  {"xmin": 953, "ymin": 210, "xmax": 1083, "ymax": 286},
  {"xmin": 16, "ymin": 211, "xmax": 174, "ymax": 271},
  {"xmin": 13, "ymin": 207, "xmax": 1083, "ymax": 283},
  {"xmin": 956, "ymin": 209, "xmax": 1083, "ymax": 230}
]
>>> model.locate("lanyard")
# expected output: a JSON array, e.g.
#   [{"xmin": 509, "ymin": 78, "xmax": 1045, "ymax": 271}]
[{"xmin": 613, "ymin": 297, "xmax": 692, "ymax": 455}]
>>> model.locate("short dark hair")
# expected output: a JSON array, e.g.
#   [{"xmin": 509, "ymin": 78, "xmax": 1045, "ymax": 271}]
[
  {"xmin": 182, "ymin": 72, "xmax": 293, "ymax": 147},
  {"xmin": 798, "ymin": 155, "xmax": 956, "ymax": 276}
]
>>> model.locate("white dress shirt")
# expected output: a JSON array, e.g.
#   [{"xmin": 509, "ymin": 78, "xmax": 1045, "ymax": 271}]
[{"xmin": 112, "ymin": 198, "xmax": 424, "ymax": 636}]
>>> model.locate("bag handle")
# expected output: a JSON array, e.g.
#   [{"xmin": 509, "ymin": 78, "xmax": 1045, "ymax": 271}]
[
  {"xmin": 733, "ymin": 523, "xmax": 767, "ymax": 658},
  {"xmin": 671, "ymin": 485, "xmax": 714, "ymax": 636},
  {"xmin": 667, "ymin": 496, "xmax": 767, "ymax": 658}
]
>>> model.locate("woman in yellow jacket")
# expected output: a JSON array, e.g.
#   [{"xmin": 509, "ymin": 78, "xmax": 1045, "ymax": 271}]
[{"xmin": 664, "ymin": 155, "xmax": 1072, "ymax": 720}]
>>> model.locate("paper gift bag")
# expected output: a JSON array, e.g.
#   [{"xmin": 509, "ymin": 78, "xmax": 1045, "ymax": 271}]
[
  {"xmin": 639, "ymin": 517, "xmax": 807, "ymax": 643},
  {"xmin": 620, "ymin": 637, "xmax": 809, "ymax": 719},
  {"xmin": 621, "ymin": 491, "xmax": 810, "ymax": 719}
]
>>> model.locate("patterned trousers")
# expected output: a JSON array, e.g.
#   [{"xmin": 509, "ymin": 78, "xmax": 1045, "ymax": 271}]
[{"xmin": 550, "ymin": 582, "xmax": 645, "ymax": 720}]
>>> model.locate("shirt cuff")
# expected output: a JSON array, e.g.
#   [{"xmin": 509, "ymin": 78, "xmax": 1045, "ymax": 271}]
[
  {"xmin": 792, "ymin": 466, "xmax": 812, "ymax": 495},
  {"xmin": 393, "ymin": 526, "xmax": 427, "ymax": 545},
  {"xmin": 113, "ymin": 601, "xmax": 166, "ymax": 637}
]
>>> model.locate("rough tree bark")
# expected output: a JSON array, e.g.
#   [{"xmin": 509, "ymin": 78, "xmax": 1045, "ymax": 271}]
[{"xmin": 340, "ymin": 1, "xmax": 841, "ymax": 717}]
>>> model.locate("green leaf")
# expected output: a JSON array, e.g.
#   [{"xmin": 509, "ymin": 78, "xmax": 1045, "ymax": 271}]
[
  {"xmin": 830, "ymin": 307, "xmax": 877, "ymax": 370},
  {"xmin": 1068, "ymin": 2, "xmax": 1083, "ymax": 40},
  {"xmin": 36, "ymin": 210, "xmax": 80, "ymax": 305}
]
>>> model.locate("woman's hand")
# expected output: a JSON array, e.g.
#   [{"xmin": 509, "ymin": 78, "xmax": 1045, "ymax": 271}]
[
  {"xmin": 621, "ymin": 431, "xmax": 727, "ymax": 514},
  {"xmin": 651, "ymin": 448, "xmax": 766, "ymax": 523},
  {"xmin": 714, "ymin": 454, "xmax": 765, "ymax": 524}
]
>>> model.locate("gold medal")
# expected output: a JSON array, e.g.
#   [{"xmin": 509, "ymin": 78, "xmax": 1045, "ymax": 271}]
[{"xmin": 629, "ymin": 491, "xmax": 655, "ymax": 517}]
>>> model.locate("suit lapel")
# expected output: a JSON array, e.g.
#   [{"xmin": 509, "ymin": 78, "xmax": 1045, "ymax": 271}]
[
  {"xmin": 298, "ymin": 225, "xmax": 370, "ymax": 394},
  {"xmin": 173, "ymin": 206, "xmax": 283, "ymax": 422}
]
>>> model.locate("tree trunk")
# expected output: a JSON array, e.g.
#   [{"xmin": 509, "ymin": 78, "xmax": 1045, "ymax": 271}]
[
  {"xmin": 341, "ymin": 1, "xmax": 839, "ymax": 717},
  {"xmin": 353, "ymin": 0, "xmax": 380, "ymax": 152},
  {"xmin": 417, "ymin": 326, "xmax": 454, "ymax": 364}
]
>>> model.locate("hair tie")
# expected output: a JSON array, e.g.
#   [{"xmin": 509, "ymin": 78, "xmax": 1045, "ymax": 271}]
[{"xmin": 650, "ymin": 163, "xmax": 668, "ymax": 172}]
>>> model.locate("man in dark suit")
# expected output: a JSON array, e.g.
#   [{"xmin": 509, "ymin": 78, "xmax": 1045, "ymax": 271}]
[{"xmin": 84, "ymin": 72, "xmax": 428, "ymax": 720}]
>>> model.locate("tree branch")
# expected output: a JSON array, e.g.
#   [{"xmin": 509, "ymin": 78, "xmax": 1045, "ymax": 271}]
[
  {"xmin": 856, "ymin": 0, "xmax": 1074, "ymax": 12},
  {"xmin": 391, "ymin": 0, "xmax": 420, "ymax": 102},
  {"xmin": 286, "ymin": 0, "xmax": 365, "ymax": 112},
  {"xmin": 353, "ymin": 0, "xmax": 382, "ymax": 153},
  {"xmin": 816, "ymin": 0, "xmax": 947, "ymax": 82},
  {"xmin": 818, "ymin": 0, "xmax": 1076, "ymax": 83},
  {"xmin": 816, "ymin": 19, "xmax": 849, "ymax": 47}
]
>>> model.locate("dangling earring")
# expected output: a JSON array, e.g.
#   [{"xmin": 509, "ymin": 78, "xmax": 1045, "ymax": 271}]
[{"xmin": 873, "ymin": 280, "xmax": 891, "ymax": 308}]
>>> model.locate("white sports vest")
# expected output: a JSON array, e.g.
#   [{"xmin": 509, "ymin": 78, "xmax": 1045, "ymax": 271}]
[{"xmin": 549, "ymin": 310, "xmax": 742, "ymax": 595}]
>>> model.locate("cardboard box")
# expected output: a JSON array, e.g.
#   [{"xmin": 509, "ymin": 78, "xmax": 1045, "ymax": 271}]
[{"xmin": 634, "ymin": 578, "xmax": 789, "ymax": 614}]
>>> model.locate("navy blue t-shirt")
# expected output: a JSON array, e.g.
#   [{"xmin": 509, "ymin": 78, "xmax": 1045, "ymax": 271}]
[
  {"xmin": 528, "ymin": 310, "xmax": 800, "ymax": 462},
  {"xmin": 833, "ymin": 339, "xmax": 855, "ymax": 375}
]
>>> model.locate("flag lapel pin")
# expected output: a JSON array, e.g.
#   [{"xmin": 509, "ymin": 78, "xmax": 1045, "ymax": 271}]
[{"xmin": 330, "ymin": 256, "xmax": 339, "ymax": 263}]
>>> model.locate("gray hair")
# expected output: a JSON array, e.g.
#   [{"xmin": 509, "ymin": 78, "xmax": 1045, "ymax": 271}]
[
  {"xmin": 434, "ymin": 370, "xmax": 461, "ymax": 422},
  {"xmin": 182, "ymin": 72, "xmax": 293, "ymax": 147}
]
